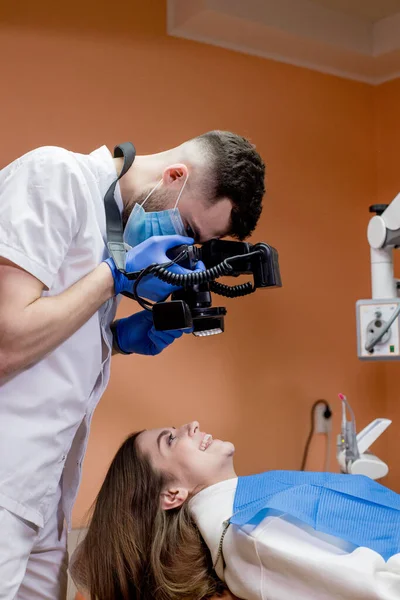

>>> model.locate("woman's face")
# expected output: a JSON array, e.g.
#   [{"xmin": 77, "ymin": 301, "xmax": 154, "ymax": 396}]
[{"xmin": 137, "ymin": 421, "xmax": 236, "ymax": 509}]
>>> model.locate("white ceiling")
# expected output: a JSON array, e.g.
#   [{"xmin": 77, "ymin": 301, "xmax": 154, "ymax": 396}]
[
  {"xmin": 310, "ymin": 0, "xmax": 400, "ymax": 23},
  {"xmin": 167, "ymin": 0, "xmax": 400, "ymax": 84}
]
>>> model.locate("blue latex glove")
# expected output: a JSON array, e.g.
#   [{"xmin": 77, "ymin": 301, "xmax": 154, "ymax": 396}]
[
  {"xmin": 112, "ymin": 310, "xmax": 190, "ymax": 356},
  {"xmin": 105, "ymin": 235, "xmax": 203, "ymax": 302}
]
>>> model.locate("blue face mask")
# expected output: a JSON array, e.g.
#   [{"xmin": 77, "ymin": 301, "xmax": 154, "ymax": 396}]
[{"xmin": 123, "ymin": 173, "xmax": 188, "ymax": 247}]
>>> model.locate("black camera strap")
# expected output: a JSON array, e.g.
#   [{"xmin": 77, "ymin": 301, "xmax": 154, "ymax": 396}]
[{"xmin": 104, "ymin": 142, "xmax": 136, "ymax": 273}]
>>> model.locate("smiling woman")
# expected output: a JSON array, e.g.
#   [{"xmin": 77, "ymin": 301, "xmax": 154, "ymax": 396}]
[
  {"xmin": 70, "ymin": 423, "xmax": 232, "ymax": 600},
  {"xmin": 137, "ymin": 422, "xmax": 236, "ymax": 510},
  {"xmin": 70, "ymin": 423, "xmax": 400, "ymax": 600}
]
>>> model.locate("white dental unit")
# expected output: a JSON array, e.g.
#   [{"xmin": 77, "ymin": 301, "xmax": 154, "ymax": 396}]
[
  {"xmin": 357, "ymin": 198, "xmax": 400, "ymax": 359},
  {"xmin": 341, "ymin": 203, "xmax": 400, "ymax": 479}
]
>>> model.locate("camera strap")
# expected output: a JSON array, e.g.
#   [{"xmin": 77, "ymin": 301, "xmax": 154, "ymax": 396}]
[{"xmin": 104, "ymin": 142, "xmax": 136, "ymax": 272}]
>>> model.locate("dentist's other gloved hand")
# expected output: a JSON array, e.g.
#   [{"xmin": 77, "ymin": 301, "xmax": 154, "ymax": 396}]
[
  {"xmin": 105, "ymin": 235, "xmax": 203, "ymax": 302},
  {"xmin": 112, "ymin": 310, "xmax": 191, "ymax": 356}
]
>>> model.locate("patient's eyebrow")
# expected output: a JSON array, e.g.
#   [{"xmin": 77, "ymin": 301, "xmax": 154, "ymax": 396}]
[
  {"xmin": 157, "ymin": 427, "xmax": 177, "ymax": 452},
  {"xmin": 157, "ymin": 430, "xmax": 170, "ymax": 452}
]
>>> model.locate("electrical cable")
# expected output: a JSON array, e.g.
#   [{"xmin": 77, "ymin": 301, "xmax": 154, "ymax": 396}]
[
  {"xmin": 300, "ymin": 399, "xmax": 332, "ymax": 471},
  {"xmin": 209, "ymin": 281, "xmax": 255, "ymax": 297},
  {"xmin": 122, "ymin": 248, "xmax": 262, "ymax": 311},
  {"xmin": 145, "ymin": 250, "xmax": 262, "ymax": 290},
  {"xmin": 121, "ymin": 250, "xmax": 189, "ymax": 310}
]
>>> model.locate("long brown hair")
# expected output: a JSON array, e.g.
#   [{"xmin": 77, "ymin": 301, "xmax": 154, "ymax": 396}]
[{"xmin": 71, "ymin": 432, "xmax": 225, "ymax": 600}]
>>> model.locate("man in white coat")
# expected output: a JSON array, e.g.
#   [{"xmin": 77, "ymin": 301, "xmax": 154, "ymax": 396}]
[{"xmin": 0, "ymin": 131, "xmax": 265, "ymax": 598}]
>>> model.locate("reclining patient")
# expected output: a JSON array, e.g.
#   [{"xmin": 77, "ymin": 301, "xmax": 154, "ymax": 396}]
[{"xmin": 70, "ymin": 421, "xmax": 400, "ymax": 600}]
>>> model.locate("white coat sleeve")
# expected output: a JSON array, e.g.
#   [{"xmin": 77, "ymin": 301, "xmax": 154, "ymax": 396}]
[{"xmin": 0, "ymin": 147, "xmax": 81, "ymax": 289}]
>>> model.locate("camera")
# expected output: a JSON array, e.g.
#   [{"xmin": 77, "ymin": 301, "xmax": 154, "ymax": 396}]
[{"xmin": 150, "ymin": 239, "xmax": 282, "ymax": 336}]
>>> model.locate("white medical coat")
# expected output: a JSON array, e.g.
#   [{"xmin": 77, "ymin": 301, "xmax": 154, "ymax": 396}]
[
  {"xmin": 189, "ymin": 478, "xmax": 400, "ymax": 600},
  {"xmin": 0, "ymin": 145, "xmax": 121, "ymax": 529}
]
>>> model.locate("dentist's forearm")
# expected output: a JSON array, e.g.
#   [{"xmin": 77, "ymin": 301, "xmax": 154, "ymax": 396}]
[{"xmin": 0, "ymin": 263, "xmax": 115, "ymax": 378}]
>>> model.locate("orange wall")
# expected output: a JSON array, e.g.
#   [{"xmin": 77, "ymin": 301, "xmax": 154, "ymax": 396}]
[
  {"xmin": 375, "ymin": 80, "xmax": 400, "ymax": 490},
  {"xmin": 0, "ymin": 0, "xmax": 393, "ymax": 528}
]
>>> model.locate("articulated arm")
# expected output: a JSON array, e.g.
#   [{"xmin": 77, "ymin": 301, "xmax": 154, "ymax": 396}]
[
  {"xmin": 357, "ymin": 197, "xmax": 400, "ymax": 360},
  {"xmin": 368, "ymin": 197, "xmax": 400, "ymax": 299}
]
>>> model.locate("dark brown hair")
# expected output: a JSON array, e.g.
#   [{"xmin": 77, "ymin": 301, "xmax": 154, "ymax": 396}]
[
  {"xmin": 194, "ymin": 130, "xmax": 265, "ymax": 240},
  {"xmin": 71, "ymin": 432, "xmax": 225, "ymax": 600}
]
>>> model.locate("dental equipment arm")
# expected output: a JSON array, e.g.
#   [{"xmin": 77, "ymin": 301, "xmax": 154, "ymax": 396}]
[
  {"xmin": 336, "ymin": 394, "xmax": 391, "ymax": 480},
  {"xmin": 357, "ymin": 198, "xmax": 400, "ymax": 359},
  {"xmin": 367, "ymin": 198, "xmax": 400, "ymax": 298}
]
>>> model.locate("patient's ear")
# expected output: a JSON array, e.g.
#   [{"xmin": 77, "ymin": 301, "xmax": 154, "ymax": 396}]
[{"xmin": 160, "ymin": 487, "xmax": 189, "ymax": 510}]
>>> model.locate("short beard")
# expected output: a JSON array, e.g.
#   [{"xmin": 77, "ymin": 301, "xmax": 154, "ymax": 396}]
[{"xmin": 122, "ymin": 188, "xmax": 171, "ymax": 228}]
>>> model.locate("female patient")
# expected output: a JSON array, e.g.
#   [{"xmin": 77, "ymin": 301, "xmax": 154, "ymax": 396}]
[{"xmin": 71, "ymin": 421, "xmax": 400, "ymax": 600}]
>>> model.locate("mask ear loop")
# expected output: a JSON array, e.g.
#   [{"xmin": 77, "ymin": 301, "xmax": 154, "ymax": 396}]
[
  {"xmin": 140, "ymin": 179, "xmax": 163, "ymax": 208},
  {"xmin": 174, "ymin": 172, "xmax": 189, "ymax": 209},
  {"xmin": 140, "ymin": 169, "xmax": 189, "ymax": 210}
]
